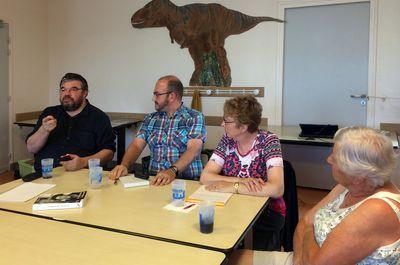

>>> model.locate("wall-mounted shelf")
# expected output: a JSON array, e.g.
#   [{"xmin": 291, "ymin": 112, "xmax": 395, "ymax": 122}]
[{"xmin": 183, "ymin": 86, "xmax": 264, "ymax": 97}]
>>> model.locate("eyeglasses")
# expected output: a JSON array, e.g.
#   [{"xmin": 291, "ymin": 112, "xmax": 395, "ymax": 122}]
[
  {"xmin": 223, "ymin": 117, "xmax": 236, "ymax": 124},
  {"xmin": 153, "ymin": 91, "xmax": 172, "ymax": 97},
  {"xmin": 59, "ymin": 87, "xmax": 83, "ymax": 93}
]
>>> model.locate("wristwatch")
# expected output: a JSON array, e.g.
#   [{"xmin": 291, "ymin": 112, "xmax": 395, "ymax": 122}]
[
  {"xmin": 168, "ymin": 165, "xmax": 179, "ymax": 176},
  {"xmin": 233, "ymin": 182, "xmax": 240, "ymax": 194}
]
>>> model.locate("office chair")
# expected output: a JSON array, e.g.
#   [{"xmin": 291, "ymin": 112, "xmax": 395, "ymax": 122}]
[{"xmin": 281, "ymin": 160, "xmax": 299, "ymax": 251}]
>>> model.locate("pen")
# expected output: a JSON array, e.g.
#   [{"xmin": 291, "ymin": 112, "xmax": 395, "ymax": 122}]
[{"xmin": 183, "ymin": 203, "xmax": 196, "ymax": 210}]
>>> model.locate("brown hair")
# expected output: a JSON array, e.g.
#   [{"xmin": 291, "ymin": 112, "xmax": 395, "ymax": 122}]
[
  {"xmin": 223, "ymin": 95, "xmax": 262, "ymax": 133},
  {"xmin": 158, "ymin": 75, "xmax": 183, "ymax": 99},
  {"xmin": 60, "ymin": 73, "xmax": 88, "ymax": 91}
]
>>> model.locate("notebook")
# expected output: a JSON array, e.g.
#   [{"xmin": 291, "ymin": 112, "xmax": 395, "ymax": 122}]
[
  {"xmin": 119, "ymin": 174, "xmax": 149, "ymax": 188},
  {"xmin": 299, "ymin": 124, "xmax": 338, "ymax": 139},
  {"xmin": 186, "ymin": 185, "xmax": 233, "ymax": 206}
]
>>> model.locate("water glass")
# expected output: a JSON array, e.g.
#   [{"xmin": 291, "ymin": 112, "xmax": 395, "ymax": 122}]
[
  {"xmin": 41, "ymin": 158, "xmax": 54, "ymax": 179},
  {"xmin": 171, "ymin": 179, "xmax": 186, "ymax": 207},
  {"xmin": 88, "ymin": 158, "xmax": 100, "ymax": 170},
  {"xmin": 199, "ymin": 201, "xmax": 215, "ymax": 234},
  {"xmin": 89, "ymin": 166, "xmax": 103, "ymax": 189}
]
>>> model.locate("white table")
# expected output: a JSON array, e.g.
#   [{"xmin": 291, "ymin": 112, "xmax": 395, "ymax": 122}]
[
  {"xmin": 0, "ymin": 210, "xmax": 226, "ymax": 265},
  {"xmin": 0, "ymin": 167, "xmax": 269, "ymax": 252}
]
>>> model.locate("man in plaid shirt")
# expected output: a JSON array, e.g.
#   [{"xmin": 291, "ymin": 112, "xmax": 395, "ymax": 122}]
[{"xmin": 109, "ymin": 75, "xmax": 206, "ymax": 186}]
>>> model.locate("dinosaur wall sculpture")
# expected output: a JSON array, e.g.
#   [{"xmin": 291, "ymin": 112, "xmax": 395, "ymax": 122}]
[{"xmin": 131, "ymin": 0, "xmax": 284, "ymax": 86}]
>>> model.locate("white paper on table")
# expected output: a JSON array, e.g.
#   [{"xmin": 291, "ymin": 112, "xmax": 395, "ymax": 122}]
[
  {"xmin": 0, "ymin": 183, "xmax": 56, "ymax": 202},
  {"xmin": 163, "ymin": 201, "xmax": 198, "ymax": 213},
  {"xmin": 119, "ymin": 174, "xmax": 149, "ymax": 188}
]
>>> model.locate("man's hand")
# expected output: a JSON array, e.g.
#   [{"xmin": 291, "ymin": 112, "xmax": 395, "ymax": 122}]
[
  {"xmin": 41, "ymin": 115, "xmax": 57, "ymax": 133},
  {"xmin": 60, "ymin": 154, "xmax": 85, "ymax": 171},
  {"xmin": 109, "ymin": 165, "xmax": 128, "ymax": 180},
  {"xmin": 150, "ymin": 169, "xmax": 176, "ymax": 186}
]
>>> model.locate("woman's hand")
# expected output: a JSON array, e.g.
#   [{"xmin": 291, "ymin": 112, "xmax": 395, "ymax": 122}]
[
  {"xmin": 238, "ymin": 177, "xmax": 265, "ymax": 193},
  {"xmin": 205, "ymin": 181, "xmax": 235, "ymax": 193},
  {"xmin": 205, "ymin": 178, "xmax": 265, "ymax": 194}
]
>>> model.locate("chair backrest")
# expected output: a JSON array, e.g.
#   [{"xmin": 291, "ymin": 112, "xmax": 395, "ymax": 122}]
[
  {"xmin": 141, "ymin": 155, "xmax": 151, "ymax": 179},
  {"xmin": 380, "ymin": 123, "xmax": 400, "ymax": 134},
  {"xmin": 282, "ymin": 160, "xmax": 299, "ymax": 251},
  {"xmin": 200, "ymin": 148, "xmax": 213, "ymax": 167}
]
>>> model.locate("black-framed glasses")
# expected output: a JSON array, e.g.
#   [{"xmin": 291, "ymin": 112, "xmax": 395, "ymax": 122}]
[
  {"xmin": 59, "ymin": 87, "xmax": 83, "ymax": 93},
  {"xmin": 153, "ymin": 91, "xmax": 172, "ymax": 97}
]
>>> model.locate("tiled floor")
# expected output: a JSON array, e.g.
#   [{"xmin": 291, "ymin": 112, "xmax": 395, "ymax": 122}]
[{"xmin": 297, "ymin": 187, "xmax": 329, "ymax": 219}]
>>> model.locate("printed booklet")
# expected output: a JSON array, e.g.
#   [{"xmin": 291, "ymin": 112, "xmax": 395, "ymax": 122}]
[{"xmin": 32, "ymin": 191, "xmax": 87, "ymax": 210}]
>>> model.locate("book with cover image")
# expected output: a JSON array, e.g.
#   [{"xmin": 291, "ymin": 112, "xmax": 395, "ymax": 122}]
[
  {"xmin": 119, "ymin": 174, "xmax": 149, "ymax": 188},
  {"xmin": 32, "ymin": 191, "xmax": 87, "ymax": 211}
]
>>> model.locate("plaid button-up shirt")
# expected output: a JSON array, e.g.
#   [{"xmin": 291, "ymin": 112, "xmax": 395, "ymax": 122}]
[{"xmin": 137, "ymin": 104, "xmax": 206, "ymax": 179}]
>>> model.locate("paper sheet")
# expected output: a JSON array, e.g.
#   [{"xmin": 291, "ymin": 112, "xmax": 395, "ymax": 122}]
[
  {"xmin": 0, "ymin": 183, "xmax": 56, "ymax": 202},
  {"xmin": 163, "ymin": 201, "xmax": 198, "ymax": 213}
]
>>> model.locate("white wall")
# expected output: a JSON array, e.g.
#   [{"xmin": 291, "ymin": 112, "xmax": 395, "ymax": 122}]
[
  {"xmin": 48, "ymin": 0, "xmax": 281, "ymax": 120},
  {"xmin": 0, "ymin": 0, "xmax": 49, "ymax": 162},
  {"xmin": 47, "ymin": 0, "xmax": 400, "ymax": 125}
]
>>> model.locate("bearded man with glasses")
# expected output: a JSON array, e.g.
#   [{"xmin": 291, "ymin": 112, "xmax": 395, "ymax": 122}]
[{"xmin": 27, "ymin": 73, "xmax": 115, "ymax": 172}]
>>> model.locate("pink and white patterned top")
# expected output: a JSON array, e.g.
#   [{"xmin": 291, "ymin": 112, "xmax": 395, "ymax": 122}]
[{"xmin": 210, "ymin": 129, "xmax": 286, "ymax": 216}]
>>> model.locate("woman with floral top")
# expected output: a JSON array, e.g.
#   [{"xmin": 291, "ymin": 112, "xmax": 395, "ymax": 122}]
[{"xmin": 200, "ymin": 95, "xmax": 285, "ymax": 251}]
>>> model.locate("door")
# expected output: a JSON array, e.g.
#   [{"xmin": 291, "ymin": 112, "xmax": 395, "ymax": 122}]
[
  {"xmin": 278, "ymin": 2, "xmax": 372, "ymax": 189},
  {"xmin": 0, "ymin": 20, "xmax": 9, "ymax": 172},
  {"xmin": 282, "ymin": 2, "xmax": 370, "ymax": 127}
]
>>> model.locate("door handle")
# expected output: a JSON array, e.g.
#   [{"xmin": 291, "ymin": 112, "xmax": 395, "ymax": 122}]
[
  {"xmin": 350, "ymin": 94, "xmax": 369, "ymax": 106},
  {"xmin": 350, "ymin": 94, "xmax": 369, "ymax": 100}
]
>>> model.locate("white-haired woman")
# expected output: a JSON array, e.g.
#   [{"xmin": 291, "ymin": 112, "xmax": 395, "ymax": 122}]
[{"xmin": 230, "ymin": 126, "xmax": 400, "ymax": 265}]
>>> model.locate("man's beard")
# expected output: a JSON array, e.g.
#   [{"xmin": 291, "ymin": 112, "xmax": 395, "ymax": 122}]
[
  {"xmin": 61, "ymin": 96, "xmax": 84, "ymax": 111},
  {"xmin": 155, "ymin": 99, "xmax": 168, "ymax": 112}
]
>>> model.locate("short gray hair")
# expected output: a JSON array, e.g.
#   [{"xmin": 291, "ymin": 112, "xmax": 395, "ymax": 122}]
[{"xmin": 333, "ymin": 126, "xmax": 397, "ymax": 188}]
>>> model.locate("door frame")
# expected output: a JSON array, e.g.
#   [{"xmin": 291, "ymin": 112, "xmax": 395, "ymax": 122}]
[
  {"xmin": 0, "ymin": 18, "xmax": 14, "ymax": 169},
  {"xmin": 275, "ymin": 0, "xmax": 378, "ymax": 127}
]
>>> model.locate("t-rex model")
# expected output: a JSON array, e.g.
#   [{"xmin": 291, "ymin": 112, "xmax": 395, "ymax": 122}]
[{"xmin": 131, "ymin": 0, "xmax": 284, "ymax": 86}]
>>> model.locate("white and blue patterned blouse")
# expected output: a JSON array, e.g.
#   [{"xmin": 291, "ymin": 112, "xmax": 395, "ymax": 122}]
[{"xmin": 314, "ymin": 190, "xmax": 400, "ymax": 265}]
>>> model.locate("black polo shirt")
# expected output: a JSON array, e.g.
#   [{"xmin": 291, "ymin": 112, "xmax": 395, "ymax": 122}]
[{"xmin": 27, "ymin": 101, "xmax": 116, "ymax": 171}]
